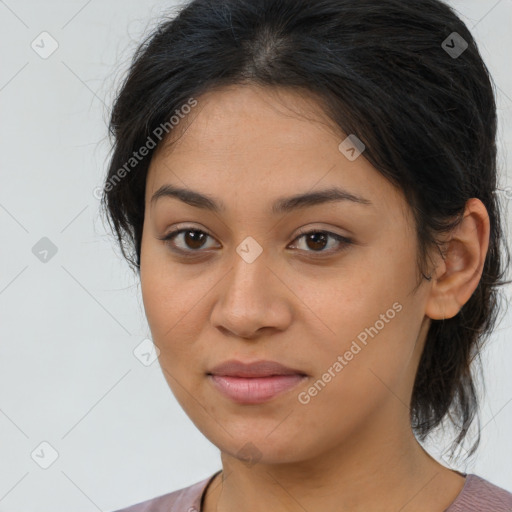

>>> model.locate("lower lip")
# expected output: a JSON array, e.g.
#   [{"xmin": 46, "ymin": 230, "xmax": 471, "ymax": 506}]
[{"xmin": 208, "ymin": 374, "xmax": 307, "ymax": 404}]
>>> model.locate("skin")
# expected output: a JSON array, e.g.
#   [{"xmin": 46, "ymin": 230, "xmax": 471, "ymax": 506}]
[{"xmin": 139, "ymin": 84, "xmax": 490, "ymax": 512}]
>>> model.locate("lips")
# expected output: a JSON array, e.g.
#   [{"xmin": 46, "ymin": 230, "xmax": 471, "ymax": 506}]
[
  {"xmin": 207, "ymin": 359, "xmax": 308, "ymax": 404},
  {"xmin": 207, "ymin": 359, "xmax": 307, "ymax": 378}
]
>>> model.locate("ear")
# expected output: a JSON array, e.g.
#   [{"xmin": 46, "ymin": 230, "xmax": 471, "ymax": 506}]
[{"xmin": 425, "ymin": 198, "xmax": 490, "ymax": 320}]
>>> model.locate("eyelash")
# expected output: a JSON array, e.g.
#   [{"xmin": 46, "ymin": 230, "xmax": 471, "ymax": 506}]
[{"xmin": 157, "ymin": 226, "xmax": 353, "ymax": 258}]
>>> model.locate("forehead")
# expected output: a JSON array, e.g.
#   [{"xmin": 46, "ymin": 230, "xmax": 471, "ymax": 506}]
[
  {"xmin": 144, "ymin": 84, "xmax": 406, "ymax": 218},
  {"xmin": 153, "ymin": 84, "xmax": 339, "ymax": 160}
]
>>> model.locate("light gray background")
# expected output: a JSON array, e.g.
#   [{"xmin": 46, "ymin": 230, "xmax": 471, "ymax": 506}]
[{"xmin": 0, "ymin": 1, "xmax": 511, "ymax": 511}]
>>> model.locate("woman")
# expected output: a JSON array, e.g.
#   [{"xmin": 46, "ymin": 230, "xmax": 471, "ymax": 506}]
[{"xmin": 103, "ymin": 0, "xmax": 512, "ymax": 510}]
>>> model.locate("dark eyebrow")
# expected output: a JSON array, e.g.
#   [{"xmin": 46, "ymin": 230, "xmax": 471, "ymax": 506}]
[
  {"xmin": 150, "ymin": 184, "xmax": 372, "ymax": 213},
  {"xmin": 272, "ymin": 187, "xmax": 372, "ymax": 214}
]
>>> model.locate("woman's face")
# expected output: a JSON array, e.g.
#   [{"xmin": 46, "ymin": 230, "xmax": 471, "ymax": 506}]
[{"xmin": 140, "ymin": 84, "xmax": 432, "ymax": 465}]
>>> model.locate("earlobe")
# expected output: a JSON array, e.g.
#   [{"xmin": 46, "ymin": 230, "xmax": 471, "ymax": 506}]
[{"xmin": 425, "ymin": 198, "xmax": 490, "ymax": 321}]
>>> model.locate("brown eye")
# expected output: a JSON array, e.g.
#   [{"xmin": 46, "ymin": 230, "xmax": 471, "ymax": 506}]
[
  {"xmin": 158, "ymin": 228, "xmax": 218, "ymax": 253},
  {"xmin": 289, "ymin": 230, "xmax": 352, "ymax": 255},
  {"xmin": 181, "ymin": 230, "xmax": 208, "ymax": 250},
  {"xmin": 304, "ymin": 232, "xmax": 329, "ymax": 251}
]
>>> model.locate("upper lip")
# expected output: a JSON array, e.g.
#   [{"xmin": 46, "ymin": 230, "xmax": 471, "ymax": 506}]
[{"xmin": 207, "ymin": 359, "xmax": 307, "ymax": 378}]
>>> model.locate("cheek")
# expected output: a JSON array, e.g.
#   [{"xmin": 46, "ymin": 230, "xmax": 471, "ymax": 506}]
[
  {"xmin": 141, "ymin": 273, "xmax": 200, "ymax": 353},
  {"xmin": 140, "ymin": 243, "xmax": 195, "ymax": 357},
  {"xmin": 140, "ymin": 256, "xmax": 209, "ymax": 413},
  {"xmin": 302, "ymin": 243, "xmax": 421, "ymax": 396},
  {"xmin": 290, "ymin": 300, "xmax": 417, "ymax": 450}
]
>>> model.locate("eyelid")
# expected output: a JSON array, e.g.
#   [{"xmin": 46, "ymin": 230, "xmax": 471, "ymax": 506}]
[{"xmin": 293, "ymin": 225, "xmax": 347, "ymax": 240}]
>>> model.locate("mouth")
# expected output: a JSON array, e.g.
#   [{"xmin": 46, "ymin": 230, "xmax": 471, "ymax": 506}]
[{"xmin": 206, "ymin": 359, "xmax": 308, "ymax": 404}]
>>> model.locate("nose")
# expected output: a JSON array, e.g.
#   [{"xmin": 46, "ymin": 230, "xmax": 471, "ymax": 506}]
[{"xmin": 210, "ymin": 244, "xmax": 293, "ymax": 340}]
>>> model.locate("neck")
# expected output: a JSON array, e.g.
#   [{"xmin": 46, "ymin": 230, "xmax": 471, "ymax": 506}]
[{"xmin": 203, "ymin": 406, "xmax": 465, "ymax": 512}]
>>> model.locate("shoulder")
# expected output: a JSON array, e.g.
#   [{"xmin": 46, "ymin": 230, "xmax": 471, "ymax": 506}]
[
  {"xmin": 110, "ymin": 471, "xmax": 220, "ymax": 512},
  {"xmin": 447, "ymin": 473, "xmax": 512, "ymax": 512}
]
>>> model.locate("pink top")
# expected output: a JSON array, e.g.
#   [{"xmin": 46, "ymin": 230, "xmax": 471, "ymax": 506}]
[{"xmin": 112, "ymin": 470, "xmax": 512, "ymax": 512}]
